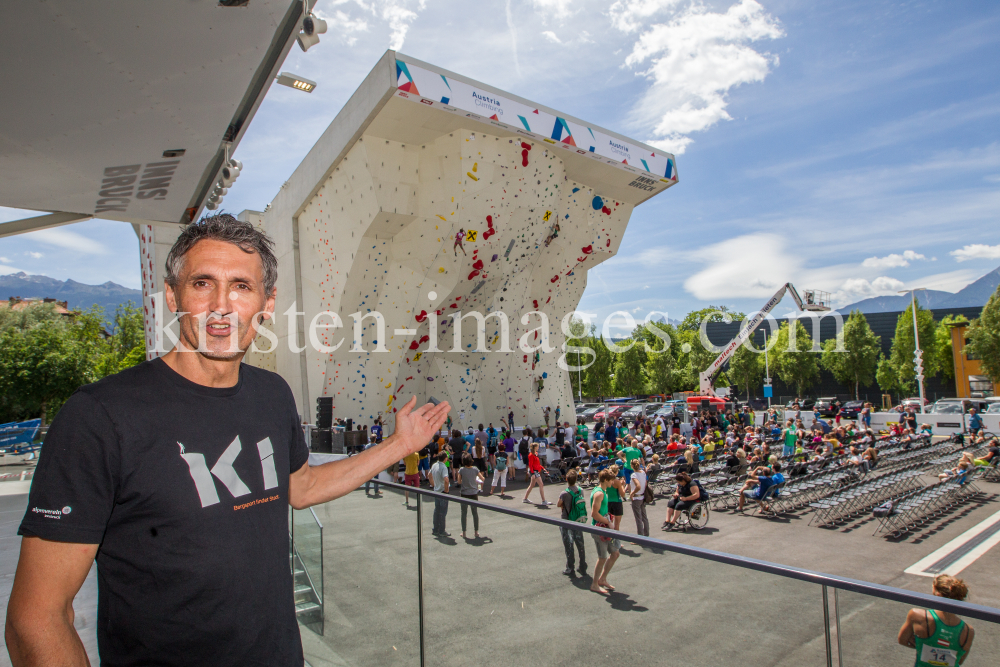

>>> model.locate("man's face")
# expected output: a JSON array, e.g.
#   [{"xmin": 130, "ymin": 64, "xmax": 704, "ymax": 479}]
[{"xmin": 165, "ymin": 239, "xmax": 275, "ymax": 361}]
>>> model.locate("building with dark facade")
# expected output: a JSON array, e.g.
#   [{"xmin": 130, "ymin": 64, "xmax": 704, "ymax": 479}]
[{"xmin": 703, "ymin": 307, "xmax": 984, "ymax": 404}]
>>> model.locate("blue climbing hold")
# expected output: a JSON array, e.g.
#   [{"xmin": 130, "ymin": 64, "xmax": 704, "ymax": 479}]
[
  {"xmin": 592, "ymin": 196, "xmax": 603, "ymax": 210},
  {"xmin": 542, "ymin": 372, "xmax": 548, "ymax": 378}
]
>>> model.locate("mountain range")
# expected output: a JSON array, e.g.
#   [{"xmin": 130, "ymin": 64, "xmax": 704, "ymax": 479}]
[
  {"xmin": 0, "ymin": 272, "xmax": 142, "ymax": 316},
  {"xmin": 839, "ymin": 265, "xmax": 1000, "ymax": 313}
]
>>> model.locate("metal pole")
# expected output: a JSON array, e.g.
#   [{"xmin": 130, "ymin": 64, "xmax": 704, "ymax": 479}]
[
  {"xmin": 834, "ymin": 588, "xmax": 843, "ymax": 667},
  {"xmin": 416, "ymin": 494, "xmax": 426, "ymax": 667},
  {"xmin": 911, "ymin": 291, "xmax": 925, "ymax": 414},
  {"xmin": 822, "ymin": 585, "xmax": 833, "ymax": 667},
  {"xmin": 764, "ymin": 329, "xmax": 771, "ymax": 409}
]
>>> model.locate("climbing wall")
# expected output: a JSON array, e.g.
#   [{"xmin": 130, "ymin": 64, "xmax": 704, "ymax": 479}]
[{"xmin": 292, "ymin": 128, "xmax": 632, "ymax": 431}]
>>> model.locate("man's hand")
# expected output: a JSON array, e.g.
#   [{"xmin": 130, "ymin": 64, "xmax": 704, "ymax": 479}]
[
  {"xmin": 393, "ymin": 397, "xmax": 451, "ymax": 454},
  {"xmin": 288, "ymin": 397, "xmax": 450, "ymax": 509}
]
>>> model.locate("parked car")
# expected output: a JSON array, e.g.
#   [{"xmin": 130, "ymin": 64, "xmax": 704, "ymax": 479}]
[
  {"xmin": 575, "ymin": 403, "xmax": 602, "ymax": 414},
  {"xmin": 929, "ymin": 398, "xmax": 989, "ymax": 414},
  {"xmin": 986, "ymin": 402, "xmax": 1000, "ymax": 414},
  {"xmin": 812, "ymin": 397, "xmax": 840, "ymax": 417},
  {"xmin": 839, "ymin": 400, "xmax": 863, "ymax": 419},
  {"xmin": 642, "ymin": 403, "xmax": 663, "ymax": 416},
  {"xmin": 578, "ymin": 406, "xmax": 603, "ymax": 421},
  {"xmin": 785, "ymin": 398, "xmax": 815, "ymax": 411},
  {"xmin": 593, "ymin": 405, "xmax": 634, "ymax": 422},
  {"xmin": 622, "ymin": 405, "xmax": 646, "ymax": 420}
]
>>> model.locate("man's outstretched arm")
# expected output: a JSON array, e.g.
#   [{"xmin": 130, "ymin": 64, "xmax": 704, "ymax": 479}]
[
  {"xmin": 289, "ymin": 396, "xmax": 450, "ymax": 509},
  {"xmin": 6, "ymin": 537, "xmax": 98, "ymax": 667}
]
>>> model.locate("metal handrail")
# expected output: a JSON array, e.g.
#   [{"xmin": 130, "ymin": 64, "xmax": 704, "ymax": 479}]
[{"xmin": 374, "ymin": 480, "xmax": 1000, "ymax": 624}]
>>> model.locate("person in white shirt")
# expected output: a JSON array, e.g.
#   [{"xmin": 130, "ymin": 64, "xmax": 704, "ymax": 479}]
[
  {"xmin": 628, "ymin": 459, "xmax": 649, "ymax": 536},
  {"xmin": 429, "ymin": 453, "xmax": 451, "ymax": 536}
]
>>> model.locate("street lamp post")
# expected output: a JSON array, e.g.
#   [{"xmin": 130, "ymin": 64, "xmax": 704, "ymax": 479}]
[{"xmin": 899, "ymin": 288, "xmax": 927, "ymax": 414}]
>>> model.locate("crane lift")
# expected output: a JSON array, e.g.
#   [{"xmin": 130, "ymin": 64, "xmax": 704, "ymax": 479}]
[{"xmin": 698, "ymin": 283, "xmax": 830, "ymax": 396}]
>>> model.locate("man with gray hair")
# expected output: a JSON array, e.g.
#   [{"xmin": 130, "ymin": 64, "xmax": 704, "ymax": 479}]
[{"xmin": 6, "ymin": 214, "xmax": 450, "ymax": 666}]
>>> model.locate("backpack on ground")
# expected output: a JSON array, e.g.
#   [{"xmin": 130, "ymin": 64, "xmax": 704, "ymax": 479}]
[{"xmin": 566, "ymin": 486, "xmax": 587, "ymax": 522}]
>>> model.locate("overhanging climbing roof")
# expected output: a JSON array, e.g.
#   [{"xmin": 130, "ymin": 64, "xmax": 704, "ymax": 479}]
[
  {"xmin": 269, "ymin": 51, "xmax": 678, "ymax": 220},
  {"xmin": 0, "ymin": 0, "xmax": 304, "ymax": 232}
]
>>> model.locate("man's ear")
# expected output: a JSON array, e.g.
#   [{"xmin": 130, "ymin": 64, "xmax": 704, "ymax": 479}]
[{"xmin": 165, "ymin": 281, "xmax": 179, "ymax": 313}]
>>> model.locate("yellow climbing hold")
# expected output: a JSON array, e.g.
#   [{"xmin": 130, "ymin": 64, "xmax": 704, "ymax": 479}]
[
  {"xmin": 467, "ymin": 172, "xmax": 479, "ymax": 181},
  {"xmin": 472, "ymin": 162, "xmax": 478, "ymax": 172},
  {"xmin": 385, "ymin": 382, "xmax": 392, "ymax": 388},
  {"xmin": 438, "ymin": 267, "xmax": 445, "ymax": 273},
  {"xmin": 437, "ymin": 215, "xmax": 447, "ymax": 222}
]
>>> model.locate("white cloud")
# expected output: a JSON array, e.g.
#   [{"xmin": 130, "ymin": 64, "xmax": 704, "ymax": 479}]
[
  {"xmin": 861, "ymin": 250, "xmax": 926, "ymax": 269},
  {"xmin": 532, "ymin": 0, "xmax": 575, "ymax": 20},
  {"xmin": 329, "ymin": 1, "xmax": 424, "ymax": 51},
  {"xmin": 25, "ymin": 228, "xmax": 108, "ymax": 255},
  {"xmin": 0, "ymin": 256, "xmax": 9, "ymax": 263},
  {"xmin": 24, "ymin": 251, "xmax": 43, "ymax": 259},
  {"xmin": 542, "ymin": 30, "xmax": 562, "ymax": 44},
  {"xmin": 683, "ymin": 233, "xmax": 802, "ymax": 300},
  {"xmin": 0, "ymin": 264, "xmax": 24, "ymax": 275},
  {"xmin": 319, "ymin": 10, "xmax": 369, "ymax": 47},
  {"xmin": 614, "ymin": 0, "xmax": 784, "ymax": 154},
  {"xmin": 834, "ymin": 276, "xmax": 905, "ymax": 304},
  {"xmin": 950, "ymin": 243, "xmax": 1000, "ymax": 262}
]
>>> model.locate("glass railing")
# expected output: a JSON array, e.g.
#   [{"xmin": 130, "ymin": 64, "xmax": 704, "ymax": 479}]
[
  {"xmin": 290, "ymin": 506, "xmax": 325, "ymax": 635},
  {"xmin": 303, "ymin": 481, "xmax": 1000, "ymax": 666}
]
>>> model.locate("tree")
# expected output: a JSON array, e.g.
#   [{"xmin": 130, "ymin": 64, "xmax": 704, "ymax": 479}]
[
  {"xmin": 643, "ymin": 323, "xmax": 677, "ymax": 395},
  {"xmin": 612, "ymin": 341, "xmax": 645, "ymax": 396},
  {"xmin": 883, "ymin": 303, "xmax": 939, "ymax": 396},
  {"xmin": 821, "ymin": 310, "xmax": 880, "ymax": 399},
  {"xmin": 727, "ymin": 343, "xmax": 763, "ymax": 398},
  {"xmin": 678, "ymin": 306, "xmax": 747, "ymax": 332},
  {"xmin": 772, "ymin": 320, "xmax": 820, "ymax": 397},
  {"xmin": 581, "ymin": 332, "xmax": 614, "ymax": 399},
  {"xmin": 933, "ymin": 315, "xmax": 969, "ymax": 380},
  {"xmin": 0, "ymin": 321, "xmax": 94, "ymax": 426},
  {"xmin": 876, "ymin": 353, "xmax": 900, "ymax": 396},
  {"xmin": 966, "ymin": 284, "xmax": 1000, "ymax": 385}
]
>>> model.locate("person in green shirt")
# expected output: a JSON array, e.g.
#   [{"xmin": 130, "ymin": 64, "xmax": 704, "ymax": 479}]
[
  {"xmin": 576, "ymin": 420, "xmax": 589, "ymax": 443},
  {"xmin": 782, "ymin": 420, "xmax": 798, "ymax": 457},
  {"xmin": 588, "ymin": 469, "xmax": 620, "ymax": 595},
  {"xmin": 898, "ymin": 574, "xmax": 975, "ymax": 666},
  {"xmin": 621, "ymin": 443, "xmax": 643, "ymax": 486}
]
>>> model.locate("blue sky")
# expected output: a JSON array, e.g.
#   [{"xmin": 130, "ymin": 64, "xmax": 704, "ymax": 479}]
[{"xmin": 2, "ymin": 0, "xmax": 999, "ymax": 326}]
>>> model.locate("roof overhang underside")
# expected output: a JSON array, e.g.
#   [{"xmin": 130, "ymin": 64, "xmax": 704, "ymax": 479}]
[
  {"xmin": 0, "ymin": 0, "xmax": 303, "ymax": 229},
  {"xmin": 272, "ymin": 52, "xmax": 678, "ymax": 220}
]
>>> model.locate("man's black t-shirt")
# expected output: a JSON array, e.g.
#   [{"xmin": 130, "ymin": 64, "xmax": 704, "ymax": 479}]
[{"xmin": 19, "ymin": 358, "xmax": 310, "ymax": 667}]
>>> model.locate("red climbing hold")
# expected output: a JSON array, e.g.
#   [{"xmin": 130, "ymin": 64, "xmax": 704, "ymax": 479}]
[
  {"xmin": 550, "ymin": 275, "xmax": 559, "ymax": 283},
  {"xmin": 602, "ymin": 206, "xmax": 611, "ymax": 215},
  {"xmin": 468, "ymin": 269, "xmax": 481, "ymax": 280},
  {"xmin": 419, "ymin": 335, "xmax": 429, "ymax": 343},
  {"xmin": 522, "ymin": 152, "xmax": 529, "ymax": 167},
  {"xmin": 523, "ymin": 355, "xmax": 527, "ymax": 362},
  {"xmin": 606, "ymin": 239, "xmax": 611, "ymax": 247},
  {"xmin": 409, "ymin": 341, "xmax": 420, "ymax": 350},
  {"xmin": 545, "ymin": 296, "xmax": 551, "ymax": 304},
  {"xmin": 520, "ymin": 142, "xmax": 532, "ymax": 151},
  {"xmin": 486, "ymin": 215, "xmax": 493, "ymax": 225},
  {"xmin": 581, "ymin": 245, "xmax": 593, "ymax": 254},
  {"xmin": 415, "ymin": 310, "xmax": 427, "ymax": 323},
  {"xmin": 473, "ymin": 259, "xmax": 484, "ymax": 270}
]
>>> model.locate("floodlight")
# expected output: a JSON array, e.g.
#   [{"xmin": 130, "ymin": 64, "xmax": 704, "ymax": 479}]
[
  {"xmin": 276, "ymin": 72, "xmax": 317, "ymax": 93},
  {"xmin": 296, "ymin": 14, "xmax": 327, "ymax": 52}
]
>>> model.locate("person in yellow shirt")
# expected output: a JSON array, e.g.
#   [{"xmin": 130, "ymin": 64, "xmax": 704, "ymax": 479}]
[{"xmin": 403, "ymin": 450, "xmax": 420, "ymax": 507}]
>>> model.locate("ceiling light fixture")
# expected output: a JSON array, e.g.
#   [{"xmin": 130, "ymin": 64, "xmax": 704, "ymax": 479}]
[{"xmin": 276, "ymin": 72, "xmax": 317, "ymax": 93}]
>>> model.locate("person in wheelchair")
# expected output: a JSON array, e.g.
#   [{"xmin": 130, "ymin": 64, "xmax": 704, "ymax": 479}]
[{"xmin": 661, "ymin": 472, "xmax": 704, "ymax": 531}]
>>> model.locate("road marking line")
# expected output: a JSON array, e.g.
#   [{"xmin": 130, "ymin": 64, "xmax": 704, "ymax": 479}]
[
  {"xmin": 905, "ymin": 507, "xmax": 1000, "ymax": 577},
  {"xmin": 0, "ymin": 480, "xmax": 32, "ymax": 496}
]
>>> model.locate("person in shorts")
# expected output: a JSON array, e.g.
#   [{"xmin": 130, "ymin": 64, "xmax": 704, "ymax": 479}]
[
  {"xmin": 490, "ymin": 446, "xmax": 509, "ymax": 497},
  {"xmin": 403, "ymin": 450, "xmax": 420, "ymax": 506},
  {"xmin": 589, "ymin": 469, "xmax": 620, "ymax": 594}
]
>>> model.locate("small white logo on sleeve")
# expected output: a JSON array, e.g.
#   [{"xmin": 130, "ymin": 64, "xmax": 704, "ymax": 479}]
[
  {"xmin": 62, "ymin": 506, "xmax": 72, "ymax": 514},
  {"xmin": 31, "ymin": 507, "xmax": 67, "ymax": 520}
]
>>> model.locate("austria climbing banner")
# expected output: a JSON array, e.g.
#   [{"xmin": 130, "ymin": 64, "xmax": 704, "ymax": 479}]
[{"xmin": 394, "ymin": 58, "xmax": 678, "ymax": 183}]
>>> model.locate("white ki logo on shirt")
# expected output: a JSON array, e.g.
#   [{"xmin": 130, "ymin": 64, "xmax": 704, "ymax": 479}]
[{"xmin": 177, "ymin": 437, "xmax": 279, "ymax": 508}]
